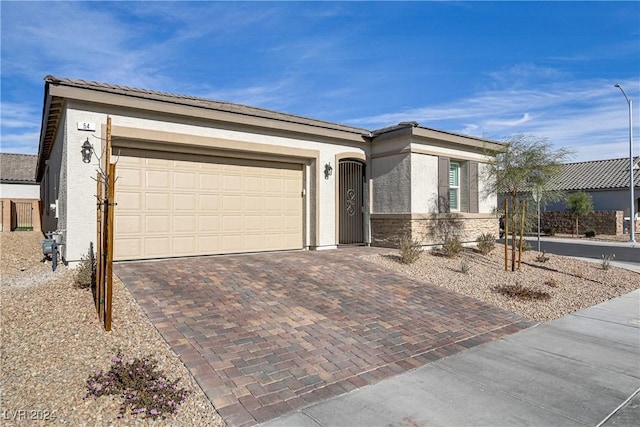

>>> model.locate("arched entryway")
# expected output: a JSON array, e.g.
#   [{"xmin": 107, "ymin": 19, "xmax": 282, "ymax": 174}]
[{"xmin": 338, "ymin": 159, "xmax": 365, "ymax": 245}]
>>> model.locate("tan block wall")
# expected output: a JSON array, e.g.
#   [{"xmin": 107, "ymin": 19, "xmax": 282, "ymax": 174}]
[
  {"xmin": 0, "ymin": 199, "xmax": 42, "ymax": 232},
  {"xmin": 371, "ymin": 213, "xmax": 499, "ymax": 248}
]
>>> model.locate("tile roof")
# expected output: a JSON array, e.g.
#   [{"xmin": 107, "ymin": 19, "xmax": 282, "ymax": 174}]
[
  {"xmin": 0, "ymin": 153, "xmax": 38, "ymax": 183},
  {"xmin": 549, "ymin": 157, "xmax": 640, "ymax": 191},
  {"xmin": 44, "ymin": 75, "xmax": 369, "ymax": 135}
]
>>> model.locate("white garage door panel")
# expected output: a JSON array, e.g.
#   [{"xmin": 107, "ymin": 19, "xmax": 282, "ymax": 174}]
[{"xmin": 114, "ymin": 152, "xmax": 303, "ymax": 260}]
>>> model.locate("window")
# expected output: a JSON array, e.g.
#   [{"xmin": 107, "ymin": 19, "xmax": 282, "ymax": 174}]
[{"xmin": 449, "ymin": 162, "xmax": 460, "ymax": 211}]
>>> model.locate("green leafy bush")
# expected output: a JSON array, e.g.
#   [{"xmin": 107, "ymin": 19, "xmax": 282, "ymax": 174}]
[
  {"xmin": 585, "ymin": 229, "xmax": 596, "ymax": 238},
  {"xmin": 543, "ymin": 227, "xmax": 556, "ymax": 236},
  {"xmin": 85, "ymin": 351, "xmax": 190, "ymax": 420},
  {"xmin": 442, "ymin": 237, "xmax": 463, "ymax": 258},
  {"xmin": 476, "ymin": 233, "xmax": 496, "ymax": 255},
  {"xmin": 398, "ymin": 235, "xmax": 422, "ymax": 264}
]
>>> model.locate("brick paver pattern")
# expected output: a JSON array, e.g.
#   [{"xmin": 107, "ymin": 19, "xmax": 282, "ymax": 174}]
[{"xmin": 115, "ymin": 248, "xmax": 535, "ymax": 426}]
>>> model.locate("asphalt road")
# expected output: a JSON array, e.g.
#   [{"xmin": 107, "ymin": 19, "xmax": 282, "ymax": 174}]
[{"xmin": 500, "ymin": 237, "xmax": 640, "ymax": 264}]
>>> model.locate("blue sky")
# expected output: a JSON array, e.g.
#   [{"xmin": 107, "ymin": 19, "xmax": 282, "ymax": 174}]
[{"xmin": 1, "ymin": 1, "xmax": 639, "ymax": 162}]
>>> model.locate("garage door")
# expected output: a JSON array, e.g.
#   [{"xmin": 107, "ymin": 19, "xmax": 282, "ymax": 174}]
[{"xmin": 114, "ymin": 150, "xmax": 303, "ymax": 260}]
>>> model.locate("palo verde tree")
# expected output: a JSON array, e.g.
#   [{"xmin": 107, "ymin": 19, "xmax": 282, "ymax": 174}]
[
  {"xmin": 484, "ymin": 134, "xmax": 573, "ymax": 271},
  {"xmin": 566, "ymin": 191, "xmax": 593, "ymax": 236}
]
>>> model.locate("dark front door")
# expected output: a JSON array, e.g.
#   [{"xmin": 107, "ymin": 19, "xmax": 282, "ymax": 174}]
[{"xmin": 339, "ymin": 160, "xmax": 364, "ymax": 245}]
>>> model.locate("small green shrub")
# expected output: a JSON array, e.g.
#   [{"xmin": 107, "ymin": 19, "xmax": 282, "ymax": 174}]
[
  {"xmin": 442, "ymin": 237, "xmax": 463, "ymax": 258},
  {"xmin": 601, "ymin": 253, "xmax": 615, "ymax": 271},
  {"xmin": 476, "ymin": 233, "xmax": 496, "ymax": 255},
  {"xmin": 85, "ymin": 350, "xmax": 190, "ymax": 420},
  {"xmin": 521, "ymin": 240, "xmax": 532, "ymax": 252},
  {"xmin": 460, "ymin": 259, "xmax": 470, "ymax": 274},
  {"xmin": 585, "ymin": 229, "xmax": 596, "ymax": 238},
  {"xmin": 535, "ymin": 251, "xmax": 550, "ymax": 263},
  {"xmin": 75, "ymin": 244, "xmax": 96, "ymax": 289},
  {"xmin": 543, "ymin": 227, "xmax": 556, "ymax": 236},
  {"xmin": 493, "ymin": 283, "xmax": 551, "ymax": 301},
  {"xmin": 399, "ymin": 235, "xmax": 422, "ymax": 264}
]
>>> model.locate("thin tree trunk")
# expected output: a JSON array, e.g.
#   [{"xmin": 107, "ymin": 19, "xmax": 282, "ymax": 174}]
[{"xmin": 511, "ymin": 224, "xmax": 516, "ymax": 272}]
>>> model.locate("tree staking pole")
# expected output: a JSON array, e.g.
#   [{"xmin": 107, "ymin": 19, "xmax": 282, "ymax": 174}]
[
  {"xmin": 518, "ymin": 200, "xmax": 526, "ymax": 270},
  {"xmin": 504, "ymin": 199, "xmax": 509, "ymax": 271}
]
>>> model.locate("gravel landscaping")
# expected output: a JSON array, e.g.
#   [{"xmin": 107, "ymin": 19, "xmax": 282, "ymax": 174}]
[
  {"xmin": 363, "ymin": 242, "xmax": 640, "ymax": 322},
  {"xmin": 1, "ymin": 232, "xmax": 638, "ymax": 425},
  {"xmin": 0, "ymin": 232, "xmax": 225, "ymax": 426}
]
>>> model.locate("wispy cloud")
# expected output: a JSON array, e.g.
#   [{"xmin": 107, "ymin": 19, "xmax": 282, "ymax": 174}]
[{"xmin": 348, "ymin": 71, "xmax": 639, "ymax": 161}]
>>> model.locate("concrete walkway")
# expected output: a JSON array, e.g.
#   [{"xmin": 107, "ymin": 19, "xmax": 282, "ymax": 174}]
[{"xmin": 261, "ymin": 289, "xmax": 640, "ymax": 427}]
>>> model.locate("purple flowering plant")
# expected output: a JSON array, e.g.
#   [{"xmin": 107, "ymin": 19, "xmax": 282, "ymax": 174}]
[{"xmin": 85, "ymin": 350, "xmax": 190, "ymax": 420}]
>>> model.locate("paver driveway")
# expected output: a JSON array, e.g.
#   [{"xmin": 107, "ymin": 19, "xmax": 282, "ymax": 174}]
[{"xmin": 115, "ymin": 247, "xmax": 535, "ymax": 427}]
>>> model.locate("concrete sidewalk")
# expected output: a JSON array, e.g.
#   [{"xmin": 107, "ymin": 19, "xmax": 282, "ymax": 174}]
[{"xmin": 261, "ymin": 290, "xmax": 640, "ymax": 427}]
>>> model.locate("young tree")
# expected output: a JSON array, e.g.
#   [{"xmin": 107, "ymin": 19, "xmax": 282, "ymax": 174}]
[
  {"xmin": 566, "ymin": 192, "xmax": 593, "ymax": 236},
  {"xmin": 484, "ymin": 134, "xmax": 573, "ymax": 271}
]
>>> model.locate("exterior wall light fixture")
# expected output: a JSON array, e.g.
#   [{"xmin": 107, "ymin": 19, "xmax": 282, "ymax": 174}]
[
  {"xmin": 81, "ymin": 138, "xmax": 93, "ymax": 163},
  {"xmin": 324, "ymin": 162, "xmax": 333, "ymax": 179}
]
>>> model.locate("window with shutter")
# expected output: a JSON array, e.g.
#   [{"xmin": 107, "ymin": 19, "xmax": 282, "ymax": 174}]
[{"xmin": 449, "ymin": 162, "xmax": 460, "ymax": 211}]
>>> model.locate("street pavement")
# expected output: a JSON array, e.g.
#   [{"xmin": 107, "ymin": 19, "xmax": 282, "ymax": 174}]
[
  {"xmin": 506, "ymin": 236, "xmax": 640, "ymax": 267},
  {"xmin": 260, "ymin": 289, "xmax": 640, "ymax": 427}
]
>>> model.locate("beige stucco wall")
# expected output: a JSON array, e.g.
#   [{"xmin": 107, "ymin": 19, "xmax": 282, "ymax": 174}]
[
  {"xmin": 410, "ymin": 152, "xmax": 439, "ymax": 214},
  {"xmin": 371, "ymin": 153, "xmax": 411, "ymax": 213},
  {"xmin": 59, "ymin": 102, "xmax": 369, "ymax": 263},
  {"xmin": 478, "ymin": 163, "xmax": 496, "ymax": 214}
]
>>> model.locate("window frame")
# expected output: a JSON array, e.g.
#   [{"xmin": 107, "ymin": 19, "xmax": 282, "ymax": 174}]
[{"xmin": 449, "ymin": 162, "xmax": 460, "ymax": 211}]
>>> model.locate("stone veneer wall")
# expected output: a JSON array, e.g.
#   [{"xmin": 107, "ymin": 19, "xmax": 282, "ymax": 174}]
[
  {"xmin": 371, "ymin": 213, "xmax": 499, "ymax": 248},
  {"xmin": 540, "ymin": 210, "xmax": 623, "ymax": 235}
]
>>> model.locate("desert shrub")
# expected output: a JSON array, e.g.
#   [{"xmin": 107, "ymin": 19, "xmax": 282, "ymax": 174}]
[
  {"xmin": 544, "ymin": 278, "xmax": 558, "ymax": 288},
  {"xmin": 601, "ymin": 253, "xmax": 615, "ymax": 271},
  {"xmin": 521, "ymin": 240, "xmax": 532, "ymax": 252},
  {"xmin": 398, "ymin": 235, "xmax": 422, "ymax": 264},
  {"xmin": 493, "ymin": 283, "xmax": 551, "ymax": 301},
  {"xmin": 543, "ymin": 227, "xmax": 556, "ymax": 236},
  {"xmin": 585, "ymin": 229, "xmax": 596, "ymax": 238},
  {"xmin": 476, "ymin": 233, "xmax": 496, "ymax": 255},
  {"xmin": 75, "ymin": 244, "xmax": 96, "ymax": 289},
  {"xmin": 535, "ymin": 251, "xmax": 550, "ymax": 263},
  {"xmin": 85, "ymin": 350, "xmax": 189, "ymax": 420},
  {"xmin": 460, "ymin": 259, "xmax": 470, "ymax": 274},
  {"xmin": 441, "ymin": 236, "xmax": 463, "ymax": 258}
]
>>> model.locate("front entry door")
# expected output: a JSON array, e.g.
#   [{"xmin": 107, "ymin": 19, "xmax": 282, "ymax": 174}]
[{"xmin": 339, "ymin": 160, "xmax": 364, "ymax": 245}]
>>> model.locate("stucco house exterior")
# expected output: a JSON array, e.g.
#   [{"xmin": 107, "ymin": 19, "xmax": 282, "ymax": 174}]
[
  {"xmin": 0, "ymin": 153, "xmax": 41, "ymax": 232},
  {"xmin": 36, "ymin": 76, "xmax": 503, "ymax": 265}
]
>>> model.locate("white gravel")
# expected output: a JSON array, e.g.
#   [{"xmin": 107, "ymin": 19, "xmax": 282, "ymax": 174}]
[{"xmin": 0, "ymin": 232, "xmax": 225, "ymax": 426}]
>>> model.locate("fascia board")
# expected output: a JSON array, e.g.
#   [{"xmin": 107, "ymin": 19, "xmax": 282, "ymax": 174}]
[
  {"xmin": 413, "ymin": 127, "xmax": 505, "ymax": 152},
  {"xmin": 48, "ymin": 85, "xmax": 366, "ymax": 144}
]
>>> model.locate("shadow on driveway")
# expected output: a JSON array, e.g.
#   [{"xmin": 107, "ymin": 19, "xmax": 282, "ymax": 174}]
[{"xmin": 115, "ymin": 247, "xmax": 535, "ymax": 426}]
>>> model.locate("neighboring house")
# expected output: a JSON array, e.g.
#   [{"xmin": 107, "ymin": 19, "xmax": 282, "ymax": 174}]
[
  {"xmin": 36, "ymin": 76, "xmax": 503, "ymax": 265},
  {"xmin": 0, "ymin": 153, "xmax": 41, "ymax": 232},
  {"xmin": 544, "ymin": 157, "xmax": 640, "ymax": 217}
]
